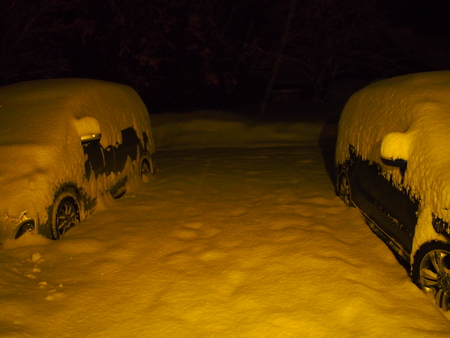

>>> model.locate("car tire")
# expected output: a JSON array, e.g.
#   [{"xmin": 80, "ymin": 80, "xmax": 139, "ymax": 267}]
[
  {"xmin": 140, "ymin": 156, "xmax": 155, "ymax": 182},
  {"xmin": 412, "ymin": 241, "xmax": 450, "ymax": 312},
  {"xmin": 337, "ymin": 172, "xmax": 353, "ymax": 207},
  {"xmin": 51, "ymin": 192, "xmax": 80, "ymax": 240}
]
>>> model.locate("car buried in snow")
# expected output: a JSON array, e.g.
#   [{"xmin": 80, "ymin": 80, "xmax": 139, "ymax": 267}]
[
  {"xmin": 335, "ymin": 71, "xmax": 450, "ymax": 318},
  {"xmin": 0, "ymin": 78, "xmax": 155, "ymax": 245}
]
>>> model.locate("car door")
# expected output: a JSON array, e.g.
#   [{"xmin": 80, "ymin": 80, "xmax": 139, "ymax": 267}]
[
  {"xmin": 350, "ymin": 154, "xmax": 392, "ymax": 223},
  {"xmin": 108, "ymin": 127, "xmax": 141, "ymax": 198},
  {"xmin": 377, "ymin": 163, "xmax": 419, "ymax": 254},
  {"xmin": 82, "ymin": 134, "xmax": 105, "ymax": 179},
  {"xmin": 103, "ymin": 145, "xmax": 115, "ymax": 176},
  {"xmin": 114, "ymin": 127, "xmax": 140, "ymax": 172},
  {"xmin": 349, "ymin": 148, "xmax": 418, "ymax": 253}
]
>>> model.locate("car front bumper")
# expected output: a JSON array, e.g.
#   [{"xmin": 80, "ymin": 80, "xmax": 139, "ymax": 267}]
[{"xmin": 0, "ymin": 211, "xmax": 36, "ymax": 245}]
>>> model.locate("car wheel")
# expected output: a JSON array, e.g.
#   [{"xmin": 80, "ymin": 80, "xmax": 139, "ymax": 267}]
[
  {"xmin": 337, "ymin": 172, "xmax": 353, "ymax": 207},
  {"xmin": 412, "ymin": 241, "xmax": 450, "ymax": 312},
  {"xmin": 140, "ymin": 156, "xmax": 155, "ymax": 182},
  {"xmin": 51, "ymin": 192, "xmax": 80, "ymax": 240},
  {"xmin": 141, "ymin": 159, "xmax": 151, "ymax": 176}
]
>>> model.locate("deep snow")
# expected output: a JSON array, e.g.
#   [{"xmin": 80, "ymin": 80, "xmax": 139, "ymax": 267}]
[{"xmin": 1, "ymin": 109, "xmax": 450, "ymax": 337}]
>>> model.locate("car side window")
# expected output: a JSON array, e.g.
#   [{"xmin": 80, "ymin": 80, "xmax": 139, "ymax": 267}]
[
  {"xmin": 114, "ymin": 127, "xmax": 140, "ymax": 172},
  {"xmin": 82, "ymin": 135, "xmax": 105, "ymax": 179}
]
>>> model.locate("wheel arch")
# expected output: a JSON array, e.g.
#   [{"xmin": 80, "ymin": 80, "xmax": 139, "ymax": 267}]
[
  {"xmin": 336, "ymin": 164, "xmax": 354, "ymax": 208},
  {"xmin": 411, "ymin": 240, "xmax": 450, "ymax": 315},
  {"xmin": 41, "ymin": 183, "xmax": 94, "ymax": 239},
  {"xmin": 51, "ymin": 184, "xmax": 86, "ymax": 219},
  {"xmin": 411, "ymin": 240, "xmax": 450, "ymax": 286},
  {"xmin": 335, "ymin": 167, "xmax": 347, "ymax": 194},
  {"xmin": 138, "ymin": 151, "xmax": 156, "ymax": 177}
]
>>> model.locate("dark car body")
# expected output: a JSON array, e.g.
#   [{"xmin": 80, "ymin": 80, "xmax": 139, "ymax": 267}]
[{"xmin": 340, "ymin": 145, "xmax": 419, "ymax": 260}]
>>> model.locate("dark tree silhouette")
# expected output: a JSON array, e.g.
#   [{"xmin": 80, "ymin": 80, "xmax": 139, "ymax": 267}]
[
  {"xmin": 276, "ymin": 0, "xmax": 405, "ymax": 100},
  {"xmin": 0, "ymin": 0, "xmax": 410, "ymax": 111},
  {"xmin": 0, "ymin": 0, "xmax": 70, "ymax": 84}
]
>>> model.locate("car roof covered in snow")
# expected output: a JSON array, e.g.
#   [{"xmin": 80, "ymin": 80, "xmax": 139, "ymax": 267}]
[
  {"xmin": 0, "ymin": 78, "xmax": 152, "ymax": 148},
  {"xmin": 336, "ymin": 70, "xmax": 450, "ymax": 215},
  {"xmin": 336, "ymin": 71, "xmax": 450, "ymax": 165}
]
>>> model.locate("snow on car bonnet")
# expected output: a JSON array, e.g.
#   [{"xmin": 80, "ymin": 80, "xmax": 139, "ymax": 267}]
[{"xmin": 336, "ymin": 70, "xmax": 450, "ymax": 212}]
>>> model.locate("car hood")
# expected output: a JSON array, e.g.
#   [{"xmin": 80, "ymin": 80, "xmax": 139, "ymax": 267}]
[{"xmin": 0, "ymin": 142, "xmax": 86, "ymax": 218}]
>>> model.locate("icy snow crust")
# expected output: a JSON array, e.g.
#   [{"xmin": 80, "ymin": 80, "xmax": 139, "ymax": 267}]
[
  {"xmin": 0, "ymin": 78, "xmax": 154, "ymax": 242},
  {"xmin": 336, "ymin": 71, "xmax": 450, "ymax": 254}
]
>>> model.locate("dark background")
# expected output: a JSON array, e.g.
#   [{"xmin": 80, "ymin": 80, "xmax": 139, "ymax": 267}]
[{"xmin": 1, "ymin": 0, "xmax": 448, "ymax": 115}]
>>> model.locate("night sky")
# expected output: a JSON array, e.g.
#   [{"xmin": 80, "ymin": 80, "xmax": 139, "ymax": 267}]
[{"xmin": 385, "ymin": 0, "xmax": 450, "ymax": 36}]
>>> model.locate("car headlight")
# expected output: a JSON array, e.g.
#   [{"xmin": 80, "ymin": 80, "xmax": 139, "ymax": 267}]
[
  {"xmin": 13, "ymin": 211, "xmax": 36, "ymax": 239},
  {"xmin": 15, "ymin": 219, "xmax": 36, "ymax": 239}
]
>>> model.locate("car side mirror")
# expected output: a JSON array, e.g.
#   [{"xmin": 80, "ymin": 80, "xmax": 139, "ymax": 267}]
[
  {"xmin": 380, "ymin": 131, "xmax": 412, "ymax": 180},
  {"xmin": 381, "ymin": 157, "xmax": 407, "ymax": 169},
  {"xmin": 81, "ymin": 133, "xmax": 102, "ymax": 144},
  {"xmin": 73, "ymin": 116, "xmax": 102, "ymax": 144},
  {"xmin": 380, "ymin": 131, "xmax": 412, "ymax": 163}
]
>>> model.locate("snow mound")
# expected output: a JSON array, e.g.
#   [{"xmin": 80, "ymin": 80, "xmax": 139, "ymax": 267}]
[
  {"xmin": 152, "ymin": 110, "xmax": 324, "ymax": 149},
  {"xmin": 2, "ymin": 232, "xmax": 51, "ymax": 249}
]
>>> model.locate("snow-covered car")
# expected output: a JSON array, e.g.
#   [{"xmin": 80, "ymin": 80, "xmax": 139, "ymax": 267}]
[
  {"xmin": 335, "ymin": 71, "xmax": 450, "ymax": 316},
  {"xmin": 0, "ymin": 78, "xmax": 155, "ymax": 245}
]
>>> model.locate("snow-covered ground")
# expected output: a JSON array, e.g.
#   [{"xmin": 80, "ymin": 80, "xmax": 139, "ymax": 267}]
[{"xmin": 1, "ymin": 109, "xmax": 450, "ymax": 337}]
